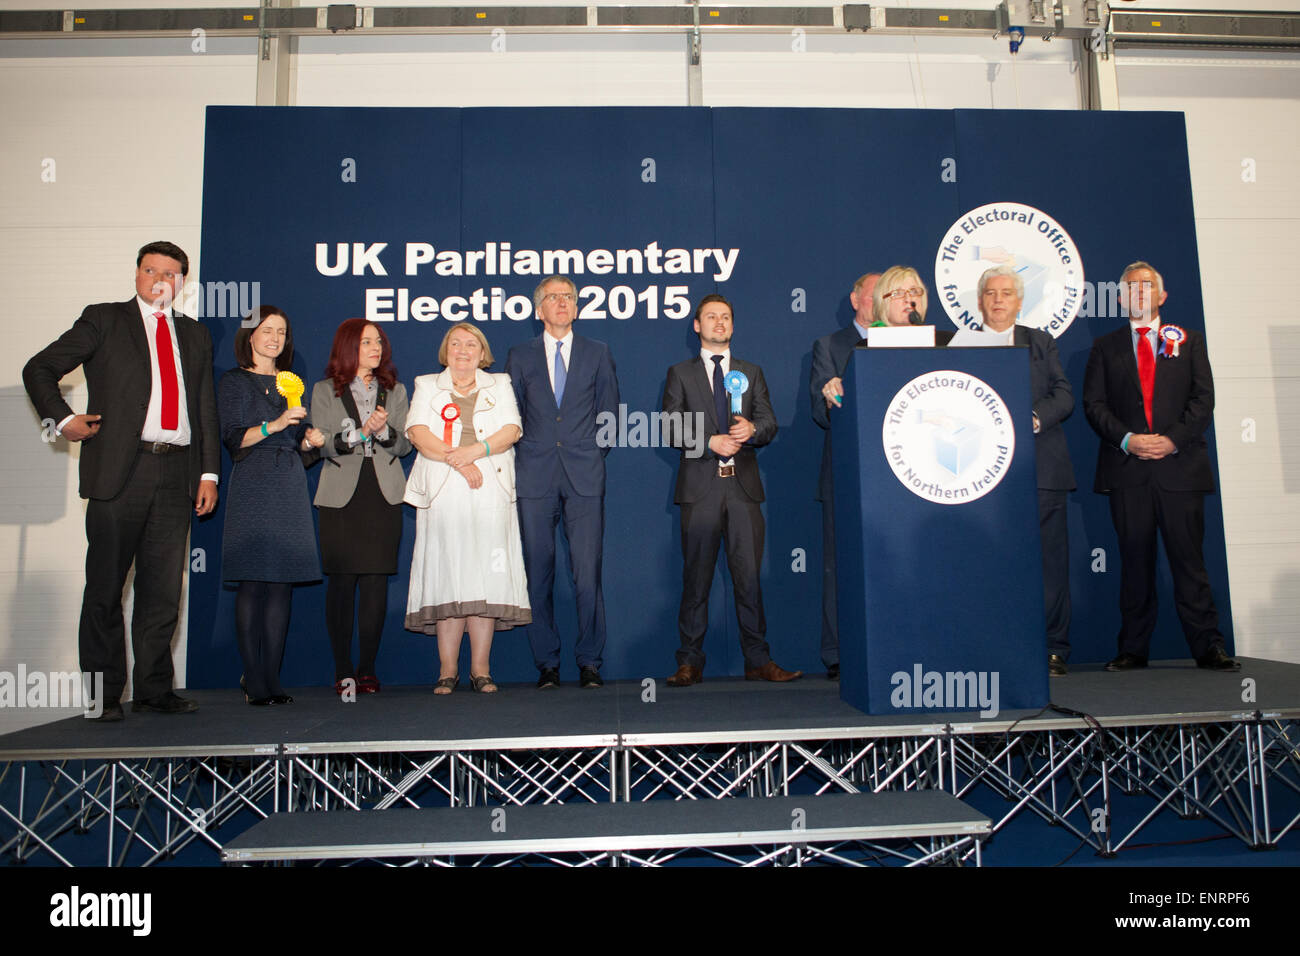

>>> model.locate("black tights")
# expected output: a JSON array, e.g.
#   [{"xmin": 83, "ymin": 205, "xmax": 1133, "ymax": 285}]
[
  {"xmin": 326, "ymin": 574, "xmax": 388, "ymax": 680},
  {"xmin": 235, "ymin": 581, "xmax": 292, "ymax": 699}
]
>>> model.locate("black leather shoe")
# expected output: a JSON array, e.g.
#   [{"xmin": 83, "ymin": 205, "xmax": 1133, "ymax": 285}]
[
  {"xmin": 1196, "ymin": 647, "xmax": 1241, "ymax": 672},
  {"xmin": 579, "ymin": 666, "xmax": 603, "ymax": 689},
  {"xmin": 88, "ymin": 701, "xmax": 124, "ymax": 722},
  {"xmin": 1104, "ymin": 653, "xmax": 1148, "ymax": 672},
  {"xmin": 270, "ymin": 694, "xmax": 294, "ymax": 705},
  {"xmin": 1048, "ymin": 654, "xmax": 1068, "ymax": 677},
  {"xmin": 131, "ymin": 690, "xmax": 199, "ymax": 714},
  {"xmin": 827, "ymin": 664, "xmax": 840, "ymax": 681},
  {"xmin": 537, "ymin": 667, "xmax": 560, "ymax": 689}
]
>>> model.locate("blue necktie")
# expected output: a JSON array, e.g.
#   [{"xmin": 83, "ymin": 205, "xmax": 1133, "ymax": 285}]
[{"xmin": 553, "ymin": 342, "xmax": 567, "ymax": 407}]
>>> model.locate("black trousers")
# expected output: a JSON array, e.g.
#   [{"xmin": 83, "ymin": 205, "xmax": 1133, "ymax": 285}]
[
  {"xmin": 1038, "ymin": 489, "xmax": 1071, "ymax": 660},
  {"xmin": 676, "ymin": 477, "xmax": 771, "ymax": 670},
  {"xmin": 80, "ymin": 450, "xmax": 191, "ymax": 703},
  {"xmin": 1109, "ymin": 483, "xmax": 1223, "ymax": 660}
]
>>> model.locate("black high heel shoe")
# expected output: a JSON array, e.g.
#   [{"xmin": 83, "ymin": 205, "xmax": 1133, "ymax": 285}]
[{"xmin": 240, "ymin": 676, "xmax": 274, "ymax": 707}]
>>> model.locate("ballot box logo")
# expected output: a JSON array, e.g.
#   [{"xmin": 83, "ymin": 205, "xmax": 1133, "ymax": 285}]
[
  {"xmin": 882, "ymin": 371, "xmax": 1015, "ymax": 505},
  {"xmin": 934, "ymin": 201, "xmax": 1084, "ymax": 338}
]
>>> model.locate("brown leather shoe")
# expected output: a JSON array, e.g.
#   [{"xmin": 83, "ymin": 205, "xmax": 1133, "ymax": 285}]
[
  {"xmin": 666, "ymin": 665, "xmax": 703, "ymax": 687},
  {"xmin": 744, "ymin": 661, "xmax": 803, "ymax": 682}
]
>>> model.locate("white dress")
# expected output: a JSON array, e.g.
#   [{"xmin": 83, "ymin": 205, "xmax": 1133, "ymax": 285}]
[{"xmin": 404, "ymin": 369, "xmax": 531, "ymax": 631}]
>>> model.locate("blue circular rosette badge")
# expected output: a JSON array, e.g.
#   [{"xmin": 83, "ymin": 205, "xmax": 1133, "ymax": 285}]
[{"xmin": 724, "ymin": 370, "xmax": 749, "ymax": 414}]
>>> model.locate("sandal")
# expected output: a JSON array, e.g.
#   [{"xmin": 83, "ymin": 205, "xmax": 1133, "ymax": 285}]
[
  {"xmin": 434, "ymin": 674, "xmax": 458, "ymax": 695},
  {"xmin": 471, "ymin": 674, "xmax": 498, "ymax": 694}
]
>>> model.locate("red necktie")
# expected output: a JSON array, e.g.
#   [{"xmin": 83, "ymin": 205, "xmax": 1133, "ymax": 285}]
[
  {"xmin": 154, "ymin": 312, "xmax": 179, "ymax": 430},
  {"xmin": 1136, "ymin": 326, "xmax": 1155, "ymax": 431}
]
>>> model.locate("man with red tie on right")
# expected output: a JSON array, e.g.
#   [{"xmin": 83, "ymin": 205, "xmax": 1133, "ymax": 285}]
[{"xmin": 1082, "ymin": 261, "xmax": 1238, "ymax": 672}]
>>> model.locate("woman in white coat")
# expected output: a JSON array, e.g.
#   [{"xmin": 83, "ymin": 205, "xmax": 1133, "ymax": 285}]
[{"xmin": 404, "ymin": 323, "xmax": 530, "ymax": 694}]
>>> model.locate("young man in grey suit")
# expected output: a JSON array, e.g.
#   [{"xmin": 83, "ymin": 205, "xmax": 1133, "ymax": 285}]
[
  {"xmin": 976, "ymin": 265, "xmax": 1077, "ymax": 676},
  {"xmin": 23, "ymin": 241, "xmax": 219, "ymax": 721},
  {"xmin": 663, "ymin": 294, "xmax": 801, "ymax": 686}
]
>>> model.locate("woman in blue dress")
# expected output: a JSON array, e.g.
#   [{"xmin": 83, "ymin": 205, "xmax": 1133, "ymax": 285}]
[{"xmin": 219, "ymin": 306, "xmax": 324, "ymax": 705}]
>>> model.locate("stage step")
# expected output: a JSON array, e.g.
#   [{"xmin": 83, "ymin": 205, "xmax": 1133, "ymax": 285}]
[{"xmin": 222, "ymin": 790, "xmax": 990, "ymax": 866}]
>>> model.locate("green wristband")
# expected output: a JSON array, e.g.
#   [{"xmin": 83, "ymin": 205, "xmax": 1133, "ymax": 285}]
[
  {"xmin": 261, "ymin": 421, "xmax": 269, "ymax": 437},
  {"xmin": 482, "ymin": 440, "xmax": 491, "ymax": 457}
]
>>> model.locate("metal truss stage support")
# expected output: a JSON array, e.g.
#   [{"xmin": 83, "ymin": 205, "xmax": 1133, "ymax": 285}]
[{"xmin": 2, "ymin": 706, "xmax": 1297, "ymax": 867}]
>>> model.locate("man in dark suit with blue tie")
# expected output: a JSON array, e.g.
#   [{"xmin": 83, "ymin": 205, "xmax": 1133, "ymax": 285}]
[
  {"xmin": 809, "ymin": 272, "xmax": 880, "ymax": 680},
  {"xmin": 23, "ymin": 241, "xmax": 220, "ymax": 721},
  {"xmin": 506, "ymin": 276, "xmax": 620, "ymax": 689},
  {"xmin": 976, "ymin": 266, "xmax": 1076, "ymax": 676},
  {"xmin": 1082, "ymin": 261, "xmax": 1237, "ymax": 672},
  {"xmin": 663, "ymin": 294, "xmax": 801, "ymax": 686}
]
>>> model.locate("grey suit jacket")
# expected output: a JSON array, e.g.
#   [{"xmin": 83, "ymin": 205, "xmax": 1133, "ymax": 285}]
[{"xmin": 309, "ymin": 379, "xmax": 411, "ymax": 507}]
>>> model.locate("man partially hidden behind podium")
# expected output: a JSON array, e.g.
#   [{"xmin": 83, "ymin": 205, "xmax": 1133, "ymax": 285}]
[
  {"xmin": 810, "ymin": 272, "xmax": 879, "ymax": 680},
  {"xmin": 23, "ymin": 242, "xmax": 219, "ymax": 721},
  {"xmin": 1082, "ymin": 261, "xmax": 1237, "ymax": 673},
  {"xmin": 663, "ymin": 295, "xmax": 801, "ymax": 686},
  {"xmin": 976, "ymin": 266, "xmax": 1076, "ymax": 676}
]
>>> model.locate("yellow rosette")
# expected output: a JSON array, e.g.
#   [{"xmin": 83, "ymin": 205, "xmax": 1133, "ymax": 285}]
[{"xmin": 275, "ymin": 371, "xmax": 305, "ymax": 408}]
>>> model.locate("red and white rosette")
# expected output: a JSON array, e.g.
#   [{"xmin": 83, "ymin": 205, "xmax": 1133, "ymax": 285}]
[
  {"xmin": 1159, "ymin": 324, "xmax": 1186, "ymax": 358},
  {"xmin": 439, "ymin": 402, "xmax": 460, "ymax": 443}
]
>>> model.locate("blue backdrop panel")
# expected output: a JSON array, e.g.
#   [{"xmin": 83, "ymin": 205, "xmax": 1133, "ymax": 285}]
[
  {"xmin": 833, "ymin": 347, "xmax": 1048, "ymax": 716},
  {"xmin": 192, "ymin": 106, "xmax": 1231, "ymax": 692}
]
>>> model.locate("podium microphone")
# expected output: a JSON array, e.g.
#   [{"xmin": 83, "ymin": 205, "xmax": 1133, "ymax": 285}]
[{"xmin": 907, "ymin": 301, "xmax": 923, "ymax": 325}]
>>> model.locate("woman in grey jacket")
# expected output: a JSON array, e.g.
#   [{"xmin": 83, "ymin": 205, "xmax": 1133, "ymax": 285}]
[{"xmin": 309, "ymin": 319, "xmax": 411, "ymax": 695}]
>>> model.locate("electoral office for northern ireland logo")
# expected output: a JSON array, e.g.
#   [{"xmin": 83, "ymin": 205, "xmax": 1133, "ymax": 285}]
[
  {"xmin": 882, "ymin": 371, "xmax": 1015, "ymax": 505},
  {"xmin": 934, "ymin": 202, "xmax": 1084, "ymax": 337}
]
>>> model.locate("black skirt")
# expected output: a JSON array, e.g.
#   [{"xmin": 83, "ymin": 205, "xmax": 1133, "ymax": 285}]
[{"xmin": 318, "ymin": 457, "xmax": 404, "ymax": 575}]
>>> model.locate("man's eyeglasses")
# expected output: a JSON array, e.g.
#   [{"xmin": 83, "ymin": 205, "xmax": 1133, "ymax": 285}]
[{"xmin": 542, "ymin": 292, "xmax": 576, "ymax": 304}]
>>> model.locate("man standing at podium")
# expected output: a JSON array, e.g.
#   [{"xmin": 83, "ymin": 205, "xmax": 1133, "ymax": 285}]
[
  {"xmin": 664, "ymin": 294, "xmax": 801, "ymax": 687},
  {"xmin": 1082, "ymin": 261, "xmax": 1237, "ymax": 673},
  {"xmin": 976, "ymin": 266, "xmax": 1076, "ymax": 676}
]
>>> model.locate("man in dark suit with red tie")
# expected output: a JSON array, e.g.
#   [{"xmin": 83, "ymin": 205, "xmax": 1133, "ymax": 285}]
[
  {"xmin": 662, "ymin": 294, "xmax": 801, "ymax": 686},
  {"xmin": 1082, "ymin": 261, "xmax": 1237, "ymax": 672},
  {"xmin": 24, "ymin": 241, "xmax": 220, "ymax": 720}
]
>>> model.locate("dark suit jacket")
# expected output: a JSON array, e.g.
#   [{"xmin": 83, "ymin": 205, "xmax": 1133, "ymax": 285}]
[
  {"xmin": 810, "ymin": 326, "xmax": 861, "ymax": 502},
  {"xmin": 1015, "ymin": 325, "xmax": 1076, "ymax": 492},
  {"xmin": 811, "ymin": 324, "xmax": 953, "ymax": 501},
  {"xmin": 23, "ymin": 299, "xmax": 220, "ymax": 500},
  {"xmin": 506, "ymin": 332, "xmax": 619, "ymax": 498},
  {"xmin": 663, "ymin": 356, "xmax": 776, "ymax": 504},
  {"xmin": 1082, "ymin": 322, "xmax": 1216, "ymax": 493}
]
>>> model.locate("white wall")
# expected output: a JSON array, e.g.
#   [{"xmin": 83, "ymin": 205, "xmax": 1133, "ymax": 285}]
[
  {"xmin": 1117, "ymin": 47, "xmax": 1300, "ymax": 664},
  {"xmin": 1, "ymin": 16, "xmax": 1296, "ymax": 732}
]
